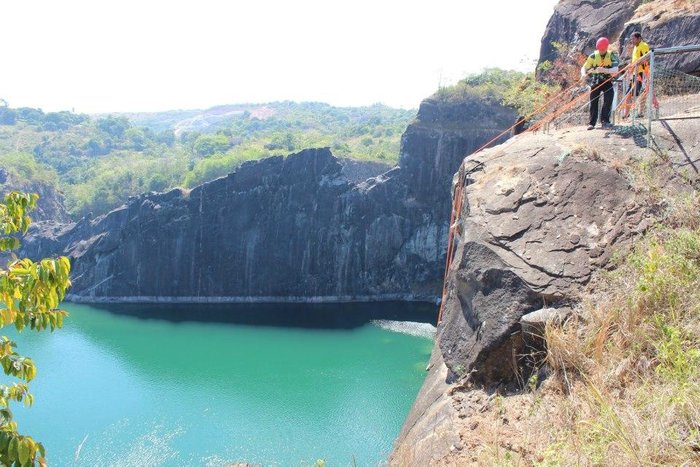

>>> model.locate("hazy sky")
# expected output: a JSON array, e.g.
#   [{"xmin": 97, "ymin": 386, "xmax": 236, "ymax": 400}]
[{"xmin": 1, "ymin": 0, "xmax": 559, "ymax": 113}]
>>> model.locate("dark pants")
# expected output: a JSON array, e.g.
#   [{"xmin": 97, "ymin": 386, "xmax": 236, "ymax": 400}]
[
  {"xmin": 589, "ymin": 79, "xmax": 614, "ymax": 126},
  {"xmin": 633, "ymin": 72, "xmax": 644, "ymax": 96}
]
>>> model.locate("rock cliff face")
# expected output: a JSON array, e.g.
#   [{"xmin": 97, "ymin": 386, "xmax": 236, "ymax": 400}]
[
  {"xmin": 0, "ymin": 168, "xmax": 70, "ymax": 222},
  {"xmin": 20, "ymin": 97, "xmax": 517, "ymax": 302},
  {"xmin": 391, "ymin": 115, "xmax": 699, "ymax": 463},
  {"xmin": 538, "ymin": 0, "xmax": 700, "ymax": 74}
]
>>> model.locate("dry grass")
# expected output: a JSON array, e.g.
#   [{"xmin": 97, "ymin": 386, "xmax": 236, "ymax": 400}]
[
  {"xmin": 437, "ymin": 191, "xmax": 700, "ymax": 466},
  {"xmin": 570, "ymin": 144, "xmax": 602, "ymax": 162},
  {"xmin": 541, "ymin": 189, "xmax": 700, "ymax": 465},
  {"xmin": 637, "ymin": 0, "xmax": 700, "ymax": 17}
]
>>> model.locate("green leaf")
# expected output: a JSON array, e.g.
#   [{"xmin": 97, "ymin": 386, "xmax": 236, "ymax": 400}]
[
  {"xmin": 18, "ymin": 438, "xmax": 30, "ymax": 465},
  {"xmin": 0, "ymin": 432, "xmax": 9, "ymax": 452},
  {"xmin": 8, "ymin": 436, "xmax": 18, "ymax": 461}
]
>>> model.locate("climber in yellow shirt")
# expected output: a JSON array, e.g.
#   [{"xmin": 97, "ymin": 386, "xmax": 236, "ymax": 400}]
[
  {"xmin": 581, "ymin": 37, "xmax": 619, "ymax": 130},
  {"xmin": 630, "ymin": 31, "xmax": 650, "ymax": 97}
]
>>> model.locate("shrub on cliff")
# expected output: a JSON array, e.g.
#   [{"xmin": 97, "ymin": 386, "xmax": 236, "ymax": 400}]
[{"xmin": 433, "ymin": 68, "xmax": 561, "ymax": 118}]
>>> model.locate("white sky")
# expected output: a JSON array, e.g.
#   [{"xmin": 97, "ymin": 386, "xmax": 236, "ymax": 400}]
[{"xmin": 0, "ymin": 0, "xmax": 559, "ymax": 114}]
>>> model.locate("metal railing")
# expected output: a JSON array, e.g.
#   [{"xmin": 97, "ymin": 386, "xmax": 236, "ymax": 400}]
[{"xmin": 526, "ymin": 44, "xmax": 700, "ymax": 146}]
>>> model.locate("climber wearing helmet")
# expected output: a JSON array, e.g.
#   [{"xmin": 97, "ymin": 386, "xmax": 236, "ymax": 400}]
[{"xmin": 581, "ymin": 37, "xmax": 619, "ymax": 130}]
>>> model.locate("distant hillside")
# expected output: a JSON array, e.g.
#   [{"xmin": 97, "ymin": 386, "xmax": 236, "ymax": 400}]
[
  {"xmin": 114, "ymin": 100, "xmax": 414, "ymax": 136},
  {"xmin": 0, "ymin": 101, "xmax": 413, "ymax": 219}
]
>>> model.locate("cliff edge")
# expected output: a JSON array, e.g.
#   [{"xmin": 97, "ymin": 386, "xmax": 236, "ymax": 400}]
[
  {"xmin": 19, "ymin": 96, "xmax": 516, "ymax": 302},
  {"xmin": 391, "ymin": 115, "xmax": 699, "ymax": 464}
]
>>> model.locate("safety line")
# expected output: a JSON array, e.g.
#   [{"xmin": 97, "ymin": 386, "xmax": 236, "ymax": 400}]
[{"xmin": 435, "ymin": 54, "xmax": 650, "ymax": 324}]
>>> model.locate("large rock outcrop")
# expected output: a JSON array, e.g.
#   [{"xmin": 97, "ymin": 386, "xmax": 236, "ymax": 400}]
[
  {"xmin": 437, "ymin": 130, "xmax": 650, "ymax": 384},
  {"xmin": 19, "ymin": 97, "xmax": 517, "ymax": 302},
  {"xmin": 391, "ymin": 115, "xmax": 699, "ymax": 463},
  {"xmin": 538, "ymin": 0, "xmax": 700, "ymax": 74}
]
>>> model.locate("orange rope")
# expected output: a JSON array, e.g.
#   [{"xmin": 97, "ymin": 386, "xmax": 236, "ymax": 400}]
[
  {"xmin": 437, "ymin": 178, "xmax": 464, "ymax": 324},
  {"xmin": 528, "ymin": 64, "xmax": 633, "ymax": 132}
]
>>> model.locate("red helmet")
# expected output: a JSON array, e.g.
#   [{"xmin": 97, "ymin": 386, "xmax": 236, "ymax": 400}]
[{"xmin": 596, "ymin": 37, "xmax": 609, "ymax": 52}]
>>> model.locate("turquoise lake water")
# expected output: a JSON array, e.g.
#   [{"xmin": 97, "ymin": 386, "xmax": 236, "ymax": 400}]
[{"xmin": 11, "ymin": 302, "xmax": 435, "ymax": 466}]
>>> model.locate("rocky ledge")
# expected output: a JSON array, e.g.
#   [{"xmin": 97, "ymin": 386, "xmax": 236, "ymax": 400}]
[{"xmin": 391, "ymin": 116, "xmax": 698, "ymax": 464}]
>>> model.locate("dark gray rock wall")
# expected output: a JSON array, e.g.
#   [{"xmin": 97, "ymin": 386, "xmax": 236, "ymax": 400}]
[
  {"xmin": 621, "ymin": 12, "xmax": 700, "ymax": 73},
  {"xmin": 538, "ymin": 0, "xmax": 641, "ymax": 70},
  {"xmin": 337, "ymin": 158, "xmax": 391, "ymax": 184},
  {"xmin": 538, "ymin": 0, "xmax": 700, "ymax": 74},
  {"xmin": 21, "ymin": 98, "xmax": 517, "ymax": 302}
]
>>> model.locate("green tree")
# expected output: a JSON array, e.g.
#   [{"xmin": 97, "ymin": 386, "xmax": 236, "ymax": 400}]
[
  {"xmin": 155, "ymin": 130, "xmax": 176, "ymax": 147},
  {"xmin": 124, "ymin": 127, "xmax": 147, "ymax": 151},
  {"xmin": 0, "ymin": 192, "xmax": 71, "ymax": 466},
  {"xmin": 0, "ymin": 108, "xmax": 17, "ymax": 126},
  {"xmin": 96, "ymin": 115, "xmax": 130, "ymax": 139},
  {"xmin": 192, "ymin": 133, "xmax": 231, "ymax": 157}
]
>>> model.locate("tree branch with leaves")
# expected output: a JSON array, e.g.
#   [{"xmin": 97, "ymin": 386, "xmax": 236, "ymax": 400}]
[{"xmin": 0, "ymin": 192, "xmax": 70, "ymax": 467}]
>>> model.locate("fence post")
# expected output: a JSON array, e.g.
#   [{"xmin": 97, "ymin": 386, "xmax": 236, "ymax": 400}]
[
  {"xmin": 647, "ymin": 50, "xmax": 655, "ymax": 146},
  {"xmin": 612, "ymin": 80, "xmax": 618, "ymax": 125}
]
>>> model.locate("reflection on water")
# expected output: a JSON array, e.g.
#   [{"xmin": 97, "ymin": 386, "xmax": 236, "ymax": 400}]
[
  {"xmin": 92, "ymin": 300, "xmax": 437, "ymax": 328},
  {"xmin": 13, "ymin": 302, "xmax": 434, "ymax": 466}
]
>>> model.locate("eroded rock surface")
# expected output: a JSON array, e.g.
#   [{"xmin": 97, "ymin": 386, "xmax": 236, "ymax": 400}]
[
  {"xmin": 391, "ymin": 122, "xmax": 688, "ymax": 463},
  {"xmin": 439, "ymin": 129, "xmax": 651, "ymax": 383}
]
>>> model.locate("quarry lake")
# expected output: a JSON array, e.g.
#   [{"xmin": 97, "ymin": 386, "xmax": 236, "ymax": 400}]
[{"xmin": 12, "ymin": 302, "xmax": 436, "ymax": 466}]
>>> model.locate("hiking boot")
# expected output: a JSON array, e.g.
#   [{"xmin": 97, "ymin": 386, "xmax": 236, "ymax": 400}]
[{"xmin": 587, "ymin": 125, "xmax": 595, "ymax": 130}]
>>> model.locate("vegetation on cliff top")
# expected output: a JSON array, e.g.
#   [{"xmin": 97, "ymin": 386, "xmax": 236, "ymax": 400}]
[
  {"xmin": 0, "ymin": 102, "xmax": 414, "ymax": 219},
  {"xmin": 432, "ymin": 68, "xmax": 563, "ymax": 118}
]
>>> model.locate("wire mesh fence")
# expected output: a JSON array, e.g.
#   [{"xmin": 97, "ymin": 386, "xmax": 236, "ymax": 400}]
[
  {"xmin": 524, "ymin": 72, "xmax": 636, "ymax": 132},
  {"xmin": 650, "ymin": 47, "xmax": 700, "ymax": 121},
  {"xmin": 522, "ymin": 44, "xmax": 700, "ymax": 138},
  {"xmin": 525, "ymin": 83, "xmax": 593, "ymax": 132}
]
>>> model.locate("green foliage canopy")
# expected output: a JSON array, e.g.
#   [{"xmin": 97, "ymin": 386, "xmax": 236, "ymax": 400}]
[
  {"xmin": 433, "ymin": 68, "xmax": 562, "ymax": 118},
  {"xmin": 0, "ymin": 102, "xmax": 415, "ymax": 218}
]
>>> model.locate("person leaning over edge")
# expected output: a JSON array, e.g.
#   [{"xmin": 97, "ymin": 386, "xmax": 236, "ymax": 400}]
[{"xmin": 581, "ymin": 37, "xmax": 619, "ymax": 130}]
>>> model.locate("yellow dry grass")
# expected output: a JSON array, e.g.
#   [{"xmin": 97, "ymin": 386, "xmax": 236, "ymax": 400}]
[
  {"xmin": 435, "ymin": 190, "xmax": 700, "ymax": 466},
  {"xmin": 634, "ymin": 0, "xmax": 700, "ymax": 25}
]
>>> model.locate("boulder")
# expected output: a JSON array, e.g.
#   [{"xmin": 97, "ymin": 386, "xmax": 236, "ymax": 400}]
[{"xmin": 438, "ymin": 128, "xmax": 651, "ymax": 384}]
